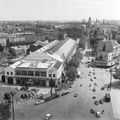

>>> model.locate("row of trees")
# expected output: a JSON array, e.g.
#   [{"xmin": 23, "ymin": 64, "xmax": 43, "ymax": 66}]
[
  {"xmin": 0, "ymin": 92, "xmax": 14, "ymax": 120},
  {"xmin": 113, "ymin": 68, "xmax": 120, "ymax": 79},
  {"xmin": 58, "ymin": 26, "xmax": 87, "ymax": 40},
  {"xmin": 89, "ymin": 27, "xmax": 104, "ymax": 50},
  {"xmin": 65, "ymin": 49, "xmax": 83, "ymax": 82}
]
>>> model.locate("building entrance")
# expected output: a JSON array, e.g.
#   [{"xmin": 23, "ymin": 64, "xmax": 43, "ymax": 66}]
[
  {"xmin": 8, "ymin": 78, "xmax": 13, "ymax": 84},
  {"xmin": 2, "ymin": 75, "xmax": 5, "ymax": 82}
]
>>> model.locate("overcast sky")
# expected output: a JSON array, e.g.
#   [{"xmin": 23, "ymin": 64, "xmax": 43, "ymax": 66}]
[{"xmin": 0, "ymin": 0, "xmax": 119, "ymax": 21}]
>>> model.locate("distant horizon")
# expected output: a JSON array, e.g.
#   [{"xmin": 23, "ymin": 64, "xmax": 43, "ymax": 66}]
[
  {"xmin": 0, "ymin": 0, "xmax": 120, "ymax": 21},
  {"xmin": 0, "ymin": 19, "xmax": 120, "ymax": 22}
]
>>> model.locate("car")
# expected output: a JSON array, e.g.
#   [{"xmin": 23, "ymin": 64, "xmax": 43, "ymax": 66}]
[
  {"xmin": 92, "ymin": 95, "xmax": 96, "ymax": 99},
  {"xmin": 35, "ymin": 100, "xmax": 44, "ymax": 105},
  {"xmin": 92, "ymin": 88, "xmax": 96, "ymax": 92},
  {"xmin": 101, "ymin": 87, "xmax": 105, "ymax": 90},
  {"xmin": 67, "ymin": 88, "xmax": 74, "ymax": 93},
  {"xmin": 44, "ymin": 113, "xmax": 52, "ymax": 120},
  {"xmin": 20, "ymin": 94, "xmax": 26, "ymax": 99},
  {"xmin": 90, "ymin": 108, "xmax": 95, "ymax": 114},
  {"xmin": 95, "ymin": 111, "xmax": 101, "ymax": 118},
  {"xmin": 104, "ymin": 93, "xmax": 111, "ymax": 102},
  {"xmin": 99, "ymin": 99, "xmax": 104, "ymax": 104},
  {"xmin": 16, "ymin": 87, "xmax": 21, "ymax": 91},
  {"xmin": 20, "ymin": 86, "xmax": 28, "ymax": 91},
  {"xmin": 30, "ymin": 91, "xmax": 36, "ymax": 96},
  {"xmin": 61, "ymin": 90, "xmax": 69, "ymax": 96},
  {"xmin": 73, "ymin": 93, "xmax": 78, "ymax": 97},
  {"xmin": 94, "ymin": 100, "xmax": 99, "ymax": 105}
]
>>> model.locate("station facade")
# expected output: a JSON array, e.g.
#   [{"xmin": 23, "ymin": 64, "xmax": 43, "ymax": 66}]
[{"xmin": 1, "ymin": 38, "xmax": 78, "ymax": 87}]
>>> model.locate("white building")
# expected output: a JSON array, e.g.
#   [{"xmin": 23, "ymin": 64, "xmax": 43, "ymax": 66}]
[
  {"xmin": 1, "ymin": 38, "xmax": 78, "ymax": 87},
  {"xmin": 95, "ymin": 40, "xmax": 120, "ymax": 67}
]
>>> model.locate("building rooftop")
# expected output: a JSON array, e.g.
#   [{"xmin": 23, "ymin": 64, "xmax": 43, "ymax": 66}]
[
  {"xmin": 35, "ymin": 40, "xmax": 59, "ymax": 53},
  {"xmin": 8, "ymin": 38, "xmax": 77, "ymax": 70},
  {"xmin": 97, "ymin": 40, "xmax": 120, "ymax": 53},
  {"xmin": 10, "ymin": 61, "xmax": 21, "ymax": 69},
  {"xmin": 18, "ymin": 62, "xmax": 31, "ymax": 68},
  {"xmin": 53, "ymin": 61, "xmax": 62, "ymax": 69},
  {"xmin": 17, "ymin": 61, "xmax": 53, "ymax": 69},
  {"xmin": 24, "ymin": 52, "xmax": 54, "ymax": 61},
  {"xmin": 52, "ymin": 38, "xmax": 77, "ymax": 59}
]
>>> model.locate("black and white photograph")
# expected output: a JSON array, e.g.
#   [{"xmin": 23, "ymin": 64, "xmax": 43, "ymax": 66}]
[{"xmin": 0, "ymin": 0, "xmax": 119, "ymax": 120}]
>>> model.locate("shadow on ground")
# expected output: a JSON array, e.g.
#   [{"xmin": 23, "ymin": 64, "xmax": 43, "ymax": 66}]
[
  {"xmin": 111, "ymin": 81, "xmax": 120, "ymax": 89},
  {"xmin": 104, "ymin": 81, "xmax": 120, "ymax": 90}
]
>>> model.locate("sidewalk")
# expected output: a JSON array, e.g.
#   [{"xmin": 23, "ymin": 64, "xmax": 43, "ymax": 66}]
[
  {"xmin": 109, "ymin": 77, "xmax": 120, "ymax": 120},
  {"xmin": 110, "ymin": 88, "xmax": 120, "ymax": 120}
]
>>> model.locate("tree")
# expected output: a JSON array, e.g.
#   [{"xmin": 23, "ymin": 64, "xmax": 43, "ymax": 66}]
[
  {"xmin": 66, "ymin": 66, "xmax": 77, "ymax": 81},
  {"xmin": 68, "ymin": 57, "xmax": 79, "ymax": 68},
  {"xmin": 74, "ymin": 50, "xmax": 83, "ymax": 60},
  {"xmin": 0, "ymin": 102, "xmax": 11, "ymax": 120},
  {"xmin": 113, "ymin": 69, "xmax": 120, "ymax": 79},
  {"xmin": 29, "ymin": 44, "xmax": 36, "ymax": 52},
  {"xmin": 26, "ymin": 48, "xmax": 30, "ymax": 55},
  {"xmin": 9, "ymin": 48, "xmax": 16, "ymax": 57},
  {"xmin": 0, "ymin": 45, "xmax": 4, "ymax": 52},
  {"xmin": 78, "ymin": 39, "xmax": 85, "ymax": 49}
]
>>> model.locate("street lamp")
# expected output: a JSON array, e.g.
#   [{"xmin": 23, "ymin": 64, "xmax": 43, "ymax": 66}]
[
  {"xmin": 50, "ymin": 70, "xmax": 54, "ymax": 97},
  {"xmin": 10, "ymin": 92, "xmax": 15, "ymax": 120},
  {"xmin": 109, "ymin": 68, "xmax": 112, "ymax": 90}
]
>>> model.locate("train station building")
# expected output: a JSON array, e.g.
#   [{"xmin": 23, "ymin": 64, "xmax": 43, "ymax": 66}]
[{"xmin": 1, "ymin": 38, "xmax": 78, "ymax": 87}]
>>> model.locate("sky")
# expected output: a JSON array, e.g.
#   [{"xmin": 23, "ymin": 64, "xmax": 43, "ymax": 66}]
[{"xmin": 0, "ymin": 0, "xmax": 120, "ymax": 21}]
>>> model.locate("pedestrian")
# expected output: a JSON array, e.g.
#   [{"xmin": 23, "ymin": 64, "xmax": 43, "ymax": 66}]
[{"xmin": 101, "ymin": 110, "xmax": 104, "ymax": 114}]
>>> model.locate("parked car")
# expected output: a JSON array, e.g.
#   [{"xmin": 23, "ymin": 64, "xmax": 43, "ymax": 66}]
[
  {"xmin": 20, "ymin": 94, "xmax": 26, "ymax": 99},
  {"xmin": 104, "ymin": 93, "xmax": 111, "ymax": 102},
  {"xmin": 44, "ymin": 114, "xmax": 52, "ymax": 120},
  {"xmin": 16, "ymin": 87, "xmax": 21, "ymax": 91},
  {"xmin": 20, "ymin": 86, "xmax": 28, "ymax": 91},
  {"xmin": 35, "ymin": 100, "xmax": 44, "ymax": 105},
  {"xmin": 67, "ymin": 88, "xmax": 74, "ymax": 93},
  {"xmin": 61, "ymin": 90, "xmax": 69, "ymax": 96},
  {"xmin": 45, "ymin": 96, "xmax": 53, "ymax": 102},
  {"xmin": 95, "ymin": 111, "xmax": 101, "ymax": 118},
  {"xmin": 73, "ymin": 93, "xmax": 78, "ymax": 97}
]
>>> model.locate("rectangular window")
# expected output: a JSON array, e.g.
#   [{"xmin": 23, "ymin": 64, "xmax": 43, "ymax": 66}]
[
  {"xmin": 41, "ymin": 71, "xmax": 46, "ymax": 77},
  {"xmin": 28, "ymin": 71, "xmax": 34, "ymax": 76},
  {"xmin": 11, "ymin": 72, "xmax": 13, "ymax": 75},
  {"xmin": 7, "ymin": 72, "xmax": 9, "ymax": 75},
  {"xmin": 53, "ymin": 74, "xmax": 55, "ymax": 77},
  {"xmin": 22, "ymin": 71, "xmax": 27, "ymax": 76},
  {"xmin": 49, "ymin": 74, "xmax": 51, "ymax": 77},
  {"xmin": 35, "ymin": 71, "xmax": 40, "ymax": 76},
  {"xmin": 16, "ymin": 70, "xmax": 21, "ymax": 75}
]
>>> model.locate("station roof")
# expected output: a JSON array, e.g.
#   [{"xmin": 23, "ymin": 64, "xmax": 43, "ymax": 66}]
[
  {"xmin": 52, "ymin": 38, "xmax": 77, "ymax": 59},
  {"xmin": 17, "ymin": 61, "xmax": 53, "ymax": 69},
  {"xmin": 10, "ymin": 61, "xmax": 21, "ymax": 69},
  {"xmin": 53, "ymin": 61, "xmax": 62, "ymax": 69},
  {"xmin": 23, "ymin": 52, "xmax": 54, "ymax": 61},
  {"xmin": 35, "ymin": 40, "xmax": 59, "ymax": 53}
]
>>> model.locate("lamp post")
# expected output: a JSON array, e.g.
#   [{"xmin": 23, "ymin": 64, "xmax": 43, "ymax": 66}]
[
  {"xmin": 10, "ymin": 92, "xmax": 15, "ymax": 120},
  {"xmin": 109, "ymin": 68, "xmax": 112, "ymax": 90},
  {"xmin": 50, "ymin": 70, "xmax": 54, "ymax": 97}
]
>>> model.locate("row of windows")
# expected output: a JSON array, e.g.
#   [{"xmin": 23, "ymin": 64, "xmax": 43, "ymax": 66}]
[
  {"xmin": 7, "ymin": 72, "xmax": 13, "ymax": 75},
  {"xmin": 15, "ymin": 70, "xmax": 56, "ymax": 78},
  {"xmin": 16, "ymin": 70, "xmax": 47, "ymax": 77}
]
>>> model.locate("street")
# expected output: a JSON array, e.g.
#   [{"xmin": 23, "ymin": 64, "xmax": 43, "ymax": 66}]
[{"xmin": 10, "ymin": 52, "xmax": 114, "ymax": 120}]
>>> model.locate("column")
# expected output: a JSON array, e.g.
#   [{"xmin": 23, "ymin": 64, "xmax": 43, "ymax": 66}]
[
  {"xmin": 5, "ymin": 77, "xmax": 8, "ymax": 84},
  {"xmin": 55, "ymin": 79, "xmax": 58, "ymax": 86},
  {"xmin": 46, "ymin": 80, "xmax": 49, "ymax": 87},
  {"xmin": 13, "ymin": 78, "xmax": 16, "ymax": 85}
]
